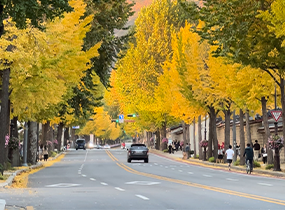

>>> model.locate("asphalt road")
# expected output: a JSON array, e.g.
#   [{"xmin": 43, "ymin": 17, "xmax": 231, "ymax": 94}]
[{"xmin": 1, "ymin": 149, "xmax": 285, "ymax": 210}]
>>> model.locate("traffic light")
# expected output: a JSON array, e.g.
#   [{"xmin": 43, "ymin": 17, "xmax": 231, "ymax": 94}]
[{"xmin": 127, "ymin": 114, "xmax": 137, "ymax": 117}]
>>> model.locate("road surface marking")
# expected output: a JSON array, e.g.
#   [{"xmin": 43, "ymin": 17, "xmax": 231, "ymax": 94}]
[
  {"xmin": 160, "ymin": 165, "xmax": 163, "ymax": 167},
  {"xmin": 125, "ymin": 181, "xmax": 160, "ymax": 185},
  {"xmin": 90, "ymin": 178, "xmax": 96, "ymax": 181},
  {"xmin": 107, "ymin": 151, "xmax": 285, "ymax": 206},
  {"xmin": 115, "ymin": 187, "xmax": 125, "ymax": 191},
  {"xmin": 150, "ymin": 165, "xmax": 152, "ymax": 167},
  {"xmin": 226, "ymin": 178, "xmax": 238, "ymax": 181},
  {"xmin": 203, "ymin": 174, "xmax": 212, "ymax": 177},
  {"xmin": 45, "ymin": 183, "xmax": 81, "ymax": 188},
  {"xmin": 179, "ymin": 170, "xmax": 183, "ymax": 172},
  {"xmin": 188, "ymin": 172, "xmax": 193, "ymax": 174},
  {"xmin": 165, "ymin": 166, "xmax": 168, "ymax": 168},
  {"xmin": 82, "ymin": 174, "xmax": 86, "ymax": 177},
  {"xmin": 154, "ymin": 163, "xmax": 158, "ymax": 165},
  {"xmin": 101, "ymin": 182, "xmax": 108, "ymax": 186},
  {"xmin": 136, "ymin": 195, "xmax": 149, "ymax": 200},
  {"xmin": 171, "ymin": 168, "xmax": 175, "ymax": 170},
  {"xmin": 258, "ymin": 183, "xmax": 273, "ymax": 186}
]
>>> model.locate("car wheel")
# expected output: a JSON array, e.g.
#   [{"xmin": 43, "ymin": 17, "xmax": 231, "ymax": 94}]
[
  {"xmin": 127, "ymin": 158, "xmax": 131, "ymax": 163},
  {"xmin": 84, "ymin": 148, "xmax": 86, "ymax": 150},
  {"xmin": 144, "ymin": 158, "xmax": 148, "ymax": 163},
  {"xmin": 76, "ymin": 148, "xmax": 78, "ymax": 150}
]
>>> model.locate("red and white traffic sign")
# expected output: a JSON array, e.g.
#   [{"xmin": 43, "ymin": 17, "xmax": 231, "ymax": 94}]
[{"xmin": 271, "ymin": 110, "xmax": 282, "ymax": 122}]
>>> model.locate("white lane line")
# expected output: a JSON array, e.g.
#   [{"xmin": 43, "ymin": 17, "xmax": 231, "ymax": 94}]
[
  {"xmin": 90, "ymin": 178, "xmax": 96, "ymax": 181},
  {"xmin": 165, "ymin": 166, "xmax": 168, "ymax": 168},
  {"xmin": 115, "ymin": 187, "xmax": 125, "ymax": 191},
  {"xmin": 258, "ymin": 183, "xmax": 273, "ymax": 186},
  {"xmin": 101, "ymin": 182, "xmax": 108, "ymax": 186},
  {"xmin": 226, "ymin": 178, "xmax": 238, "ymax": 181},
  {"xmin": 179, "ymin": 170, "xmax": 183, "ymax": 172},
  {"xmin": 188, "ymin": 172, "xmax": 193, "ymax": 174},
  {"xmin": 154, "ymin": 163, "xmax": 158, "ymax": 165},
  {"xmin": 82, "ymin": 174, "xmax": 86, "ymax": 177},
  {"xmin": 150, "ymin": 165, "xmax": 153, "ymax": 167},
  {"xmin": 136, "ymin": 195, "xmax": 149, "ymax": 200},
  {"xmin": 203, "ymin": 174, "xmax": 212, "ymax": 177},
  {"xmin": 171, "ymin": 168, "xmax": 175, "ymax": 170},
  {"xmin": 160, "ymin": 165, "xmax": 163, "ymax": 167}
]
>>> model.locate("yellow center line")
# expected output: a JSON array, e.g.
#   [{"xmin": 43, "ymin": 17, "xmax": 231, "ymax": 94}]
[{"xmin": 105, "ymin": 150, "xmax": 285, "ymax": 206}]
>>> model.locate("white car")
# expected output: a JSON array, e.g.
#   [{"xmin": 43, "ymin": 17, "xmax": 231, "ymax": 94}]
[{"xmin": 103, "ymin": 144, "xmax": 111, "ymax": 149}]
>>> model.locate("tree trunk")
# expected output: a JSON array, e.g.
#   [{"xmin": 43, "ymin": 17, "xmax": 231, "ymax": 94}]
[
  {"xmin": 12, "ymin": 116, "xmax": 18, "ymax": 139},
  {"xmin": 198, "ymin": 116, "xmax": 202, "ymax": 160},
  {"xmin": 224, "ymin": 109, "xmax": 231, "ymax": 162},
  {"xmin": 262, "ymin": 97, "xmax": 273, "ymax": 164},
  {"xmin": 71, "ymin": 128, "xmax": 75, "ymax": 148},
  {"xmin": 239, "ymin": 109, "xmax": 245, "ymax": 165},
  {"xmin": 64, "ymin": 127, "xmax": 69, "ymax": 146},
  {"xmin": 57, "ymin": 123, "xmax": 63, "ymax": 152},
  {"xmin": 182, "ymin": 121, "xmax": 186, "ymax": 151},
  {"xmin": 42, "ymin": 122, "xmax": 49, "ymax": 146},
  {"xmin": 209, "ymin": 107, "xmax": 218, "ymax": 160},
  {"xmin": 27, "ymin": 122, "xmax": 37, "ymax": 165},
  {"xmin": 280, "ymin": 78, "xmax": 285, "ymax": 164},
  {"xmin": 207, "ymin": 113, "xmax": 212, "ymax": 160},
  {"xmin": 161, "ymin": 121, "xmax": 167, "ymax": 138},
  {"xmin": 245, "ymin": 110, "xmax": 252, "ymax": 145},
  {"xmin": 0, "ymin": 68, "xmax": 10, "ymax": 166},
  {"xmin": 193, "ymin": 118, "xmax": 196, "ymax": 158},
  {"xmin": 155, "ymin": 130, "xmax": 160, "ymax": 150}
]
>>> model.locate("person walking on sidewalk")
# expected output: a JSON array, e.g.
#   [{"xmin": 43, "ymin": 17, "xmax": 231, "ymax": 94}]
[
  {"xmin": 261, "ymin": 144, "xmax": 267, "ymax": 164},
  {"xmin": 185, "ymin": 143, "xmax": 190, "ymax": 159},
  {"xmin": 168, "ymin": 143, "xmax": 172, "ymax": 154},
  {"xmin": 43, "ymin": 145, "xmax": 49, "ymax": 161},
  {"xmin": 226, "ymin": 145, "xmax": 234, "ymax": 171},
  {"xmin": 244, "ymin": 143, "xmax": 254, "ymax": 172},
  {"xmin": 253, "ymin": 140, "xmax": 260, "ymax": 161}
]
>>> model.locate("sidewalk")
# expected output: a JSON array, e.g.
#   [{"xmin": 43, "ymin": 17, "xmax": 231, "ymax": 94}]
[
  {"xmin": 0, "ymin": 153, "xmax": 64, "ymax": 210},
  {"xmin": 150, "ymin": 149, "xmax": 285, "ymax": 178}
]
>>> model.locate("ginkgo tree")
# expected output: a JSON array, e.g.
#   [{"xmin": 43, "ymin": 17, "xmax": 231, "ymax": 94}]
[{"xmin": 0, "ymin": 0, "xmax": 101, "ymax": 165}]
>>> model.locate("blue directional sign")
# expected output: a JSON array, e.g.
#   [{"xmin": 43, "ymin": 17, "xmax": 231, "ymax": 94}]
[{"xmin": 119, "ymin": 114, "xmax": 124, "ymax": 123}]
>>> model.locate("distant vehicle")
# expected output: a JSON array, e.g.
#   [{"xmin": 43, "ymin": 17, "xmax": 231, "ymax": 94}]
[
  {"xmin": 87, "ymin": 142, "xmax": 94, "ymax": 149},
  {"xmin": 103, "ymin": 144, "xmax": 111, "ymax": 149},
  {"xmin": 95, "ymin": 144, "xmax": 102, "ymax": 149},
  {"xmin": 127, "ymin": 144, "xmax": 149, "ymax": 163},
  {"xmin": 75, "ymin": 139, "xmax": 86, "ymax": 150}
]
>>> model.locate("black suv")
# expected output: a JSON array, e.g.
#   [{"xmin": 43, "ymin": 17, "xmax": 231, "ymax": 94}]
[
  {"xmin": 127, "ymin": 144, "xmax": 149, "ymax": 163},
  {"xmin": 75, "ymin": 139, "xmax": 86, "ymax": 150}
]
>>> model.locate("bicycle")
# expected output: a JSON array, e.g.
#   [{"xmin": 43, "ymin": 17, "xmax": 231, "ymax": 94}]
[{"xmin": 246, "ymin": 160, "xmax": 251, "ymax": 174}]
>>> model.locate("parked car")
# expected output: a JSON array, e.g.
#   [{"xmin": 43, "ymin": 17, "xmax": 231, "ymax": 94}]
[
  {"xmin": 103, "ymin": 144, "xmax": 111, "ymax": 149},
  {"xmin": 127, "ymin": 144, "xmax": 149, "ymax": 163},
  {"xmin": 95, "ymin": 144, "xmax": 102, "ymax": 149},
  {"xmin": 75, "ymin": 139, "xmax": 86, "ymax": 150}
]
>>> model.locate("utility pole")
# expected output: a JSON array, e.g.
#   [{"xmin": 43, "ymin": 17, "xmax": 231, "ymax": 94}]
[
  {"xmin": 22, "ymin": 122, "xmax": 28, "ymax": 166},
  {"xmin": 233, "ymin": 110, "xmax": 237, "ymax": 162}
]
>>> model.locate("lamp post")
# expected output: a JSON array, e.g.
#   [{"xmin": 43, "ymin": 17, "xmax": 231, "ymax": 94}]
[
  {"xmin": 203, "ymin": 114, "xmax": 207, "ymax": 161},
  {"xmin": 232, "ymin": 110, "xmax": 237, "ymax": 162},
  {"xmin": 273, "ymin": 84, "xmax": 281, "ymax": 171},
  {"xmin": 22, "ymin": 122, "xmax": 28, "ymax": 166}
]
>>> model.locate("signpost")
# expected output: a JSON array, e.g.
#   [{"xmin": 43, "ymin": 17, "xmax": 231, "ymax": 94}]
[
  {"xmin": 270, "ymin": 110, "xmax": 282, "ymax": 135},
  {"xmin": 119, "ymin": 114, "xmax": 124, "ymax": 123}
]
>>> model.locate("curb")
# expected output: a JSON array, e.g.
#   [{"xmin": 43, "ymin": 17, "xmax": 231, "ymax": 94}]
[
  {"xmin": 150, "ymin": 150, "xmax": 285, "ymax": 178},
  {"xmin": 0, "ymin": 199, "xmax": 5, "ymax": 210},
  {"xmin": 0, "ymin": 152, "xmax": 64, "ymax": 188}
]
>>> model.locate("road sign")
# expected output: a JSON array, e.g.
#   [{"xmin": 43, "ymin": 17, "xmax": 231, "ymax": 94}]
[
  {"xmin": 119, "ymin": 114, "xmax": 124, "ymax": 123},
  {"xmin": 271, "ymin": 110, "xmax": 282, "ymax": 122},
  {"xmin": 72, "ymin": 126, "xmax": 80, "ymax": 129}
]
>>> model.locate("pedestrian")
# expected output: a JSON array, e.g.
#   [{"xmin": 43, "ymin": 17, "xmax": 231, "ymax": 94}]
[
  {"xmin": 225, "ymin": 145, "xmax": 234, "ymax": 171},
  {"xmin": 43, "ymin": 145, "xmax": 49, "ymax": 161},
  {"xmin": 261, "ymin": 144, "xmax": 267, "ymax": 164},
  {"xmin": 185, "ymin": 143, "xmax": 190, "ymax": 159},
  {"xmin": 172, "ymin": 142, "xmax": 175, "ymax": 153},
  {"xmin": 253, "ymin": 140, "xmax": 260, "ymax": 161},
  {"xmin": 176, "ymin": 141, "xmax": 180, "ymax": 151},
  {"xmin": 217, "ymin": 144, "xmax": 224, "ymax": 163},
  {"xmin": 244, "ymin": 143, "xmax": 254, "ymax": 172},
  {"xmin": 168, "ymin": 143, "xmax": 172, "ymax": 154}
]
